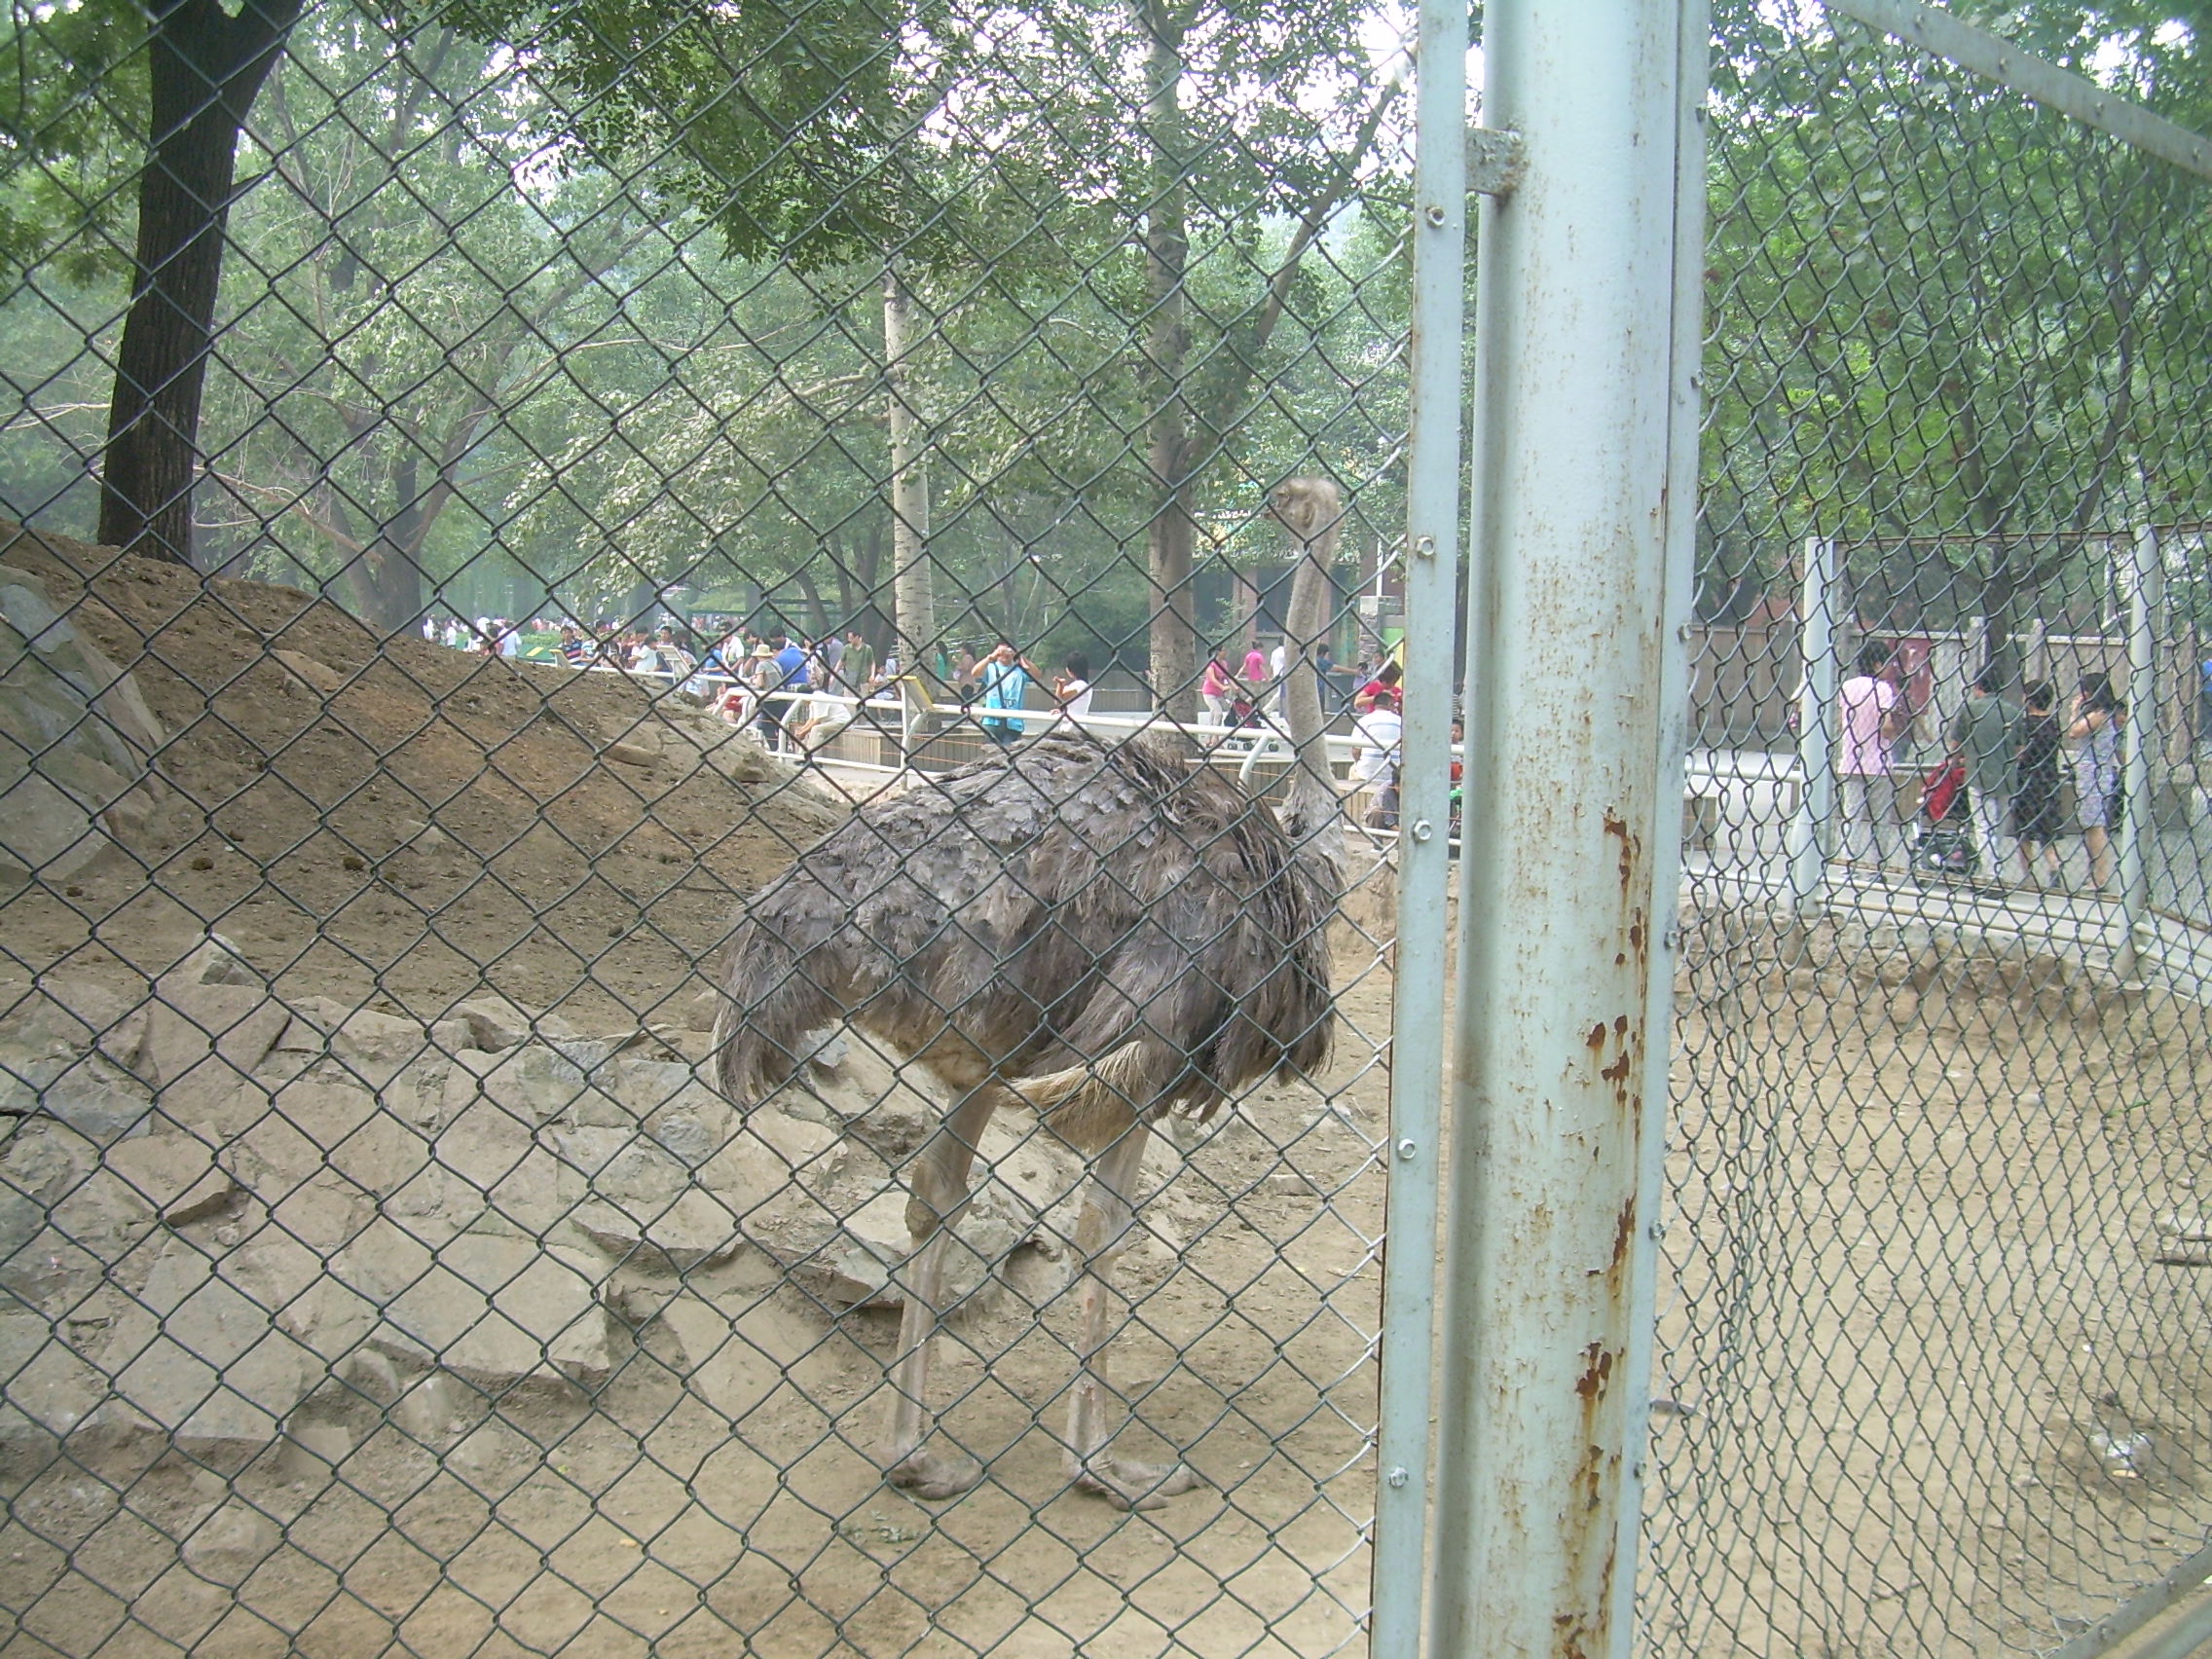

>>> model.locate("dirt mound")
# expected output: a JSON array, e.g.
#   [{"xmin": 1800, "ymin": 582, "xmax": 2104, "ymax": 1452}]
[{"xmin": 0, "ymin": 523, "xmax": 845, "ymax": 1028}]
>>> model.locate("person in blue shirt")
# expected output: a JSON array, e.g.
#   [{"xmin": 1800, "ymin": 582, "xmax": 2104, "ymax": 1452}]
[{"xmin": 978, "ymin": 641, "xmax": 1040, "ymax": 746}]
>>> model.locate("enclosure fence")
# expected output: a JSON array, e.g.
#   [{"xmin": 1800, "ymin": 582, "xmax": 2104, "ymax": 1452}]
[
  {"xmin": 4, "ymin": 0, "xmax": 2212, "ymax": 1655},
  {"xmin": 1648, "ymin": 2, "xmax": 2212, "ymax": 1656}
]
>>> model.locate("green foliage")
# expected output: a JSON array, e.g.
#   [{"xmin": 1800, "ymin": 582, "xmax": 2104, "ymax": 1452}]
[
  {"xmin": 0, "ymin": 0, "xmax": 145, "ymax": 281},
  {"xmin": 1700, "ymin": 2, "xmax": 2212, "ymax": 637}
]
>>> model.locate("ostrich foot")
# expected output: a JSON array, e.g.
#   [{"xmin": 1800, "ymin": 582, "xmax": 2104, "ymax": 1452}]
[
  {"xmin": 886, "ymin": 1445, "xmax": 984, "ymax": 1502},
  {"xmin": 1070, "ymin": 1454, "xmax": 1203, "ymax": 1511}
]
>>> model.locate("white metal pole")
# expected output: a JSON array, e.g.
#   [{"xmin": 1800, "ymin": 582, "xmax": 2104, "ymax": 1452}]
[
  {"xmin": 1367, "ymin": 0, "xmax": 1466, "ymax": 1644},
  {"xmin": 1430, "ymin": 0, "xmax": 1687, "ymax": 1651},
  {"xmin": 1786, "ymin": 536, "xmax": 1838, "ymax": 913},
  {"xmin": 2118, "ymin": 525, "xmax": 2159, "ymax": 978}
]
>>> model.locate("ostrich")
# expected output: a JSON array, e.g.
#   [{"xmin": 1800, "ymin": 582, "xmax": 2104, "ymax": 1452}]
[{"xmin": 710, "ymin": 478, "xmax": 1348, "ymax": 1509}]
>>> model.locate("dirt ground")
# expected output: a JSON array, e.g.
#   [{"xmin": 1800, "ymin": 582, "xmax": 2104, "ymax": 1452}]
[
  {"xmin": 1648, "ymin": 909, "xmax": 2212, "ymax": 1658},
  {"xmin": 6, "ymin": 531, "xmax": 2212, "ymax": 1657}
]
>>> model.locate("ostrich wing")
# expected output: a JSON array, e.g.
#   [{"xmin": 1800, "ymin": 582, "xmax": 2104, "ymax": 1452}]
[{"xmin": 710, "ymin": 733, "xmax": 1334, "ymax": 1144}]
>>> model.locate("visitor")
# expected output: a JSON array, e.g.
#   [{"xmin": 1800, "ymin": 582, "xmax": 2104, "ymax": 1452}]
[
  {"xmin": 2011, "ymin": 680, "xmax": 2065, "ymax": 889},
  {"xmin": 1836, "ymin": 641, "xmax": 1909, "ymax": 874},
  {"xmin": 1201, "ymin": 650, "xmax": 1235, "ymax": 727},
  {"xmin": 1947, "ymin": 668, "xmax": 2016, "ymax": 890},
  {"xmin": 1054, "ymin": 652, "xmax": 1095, "ymax": 724},
  {"xmin": 1357, "ymin": 659, "xmax": 1403, "ymax": 714},
  {"xmin": 978, "ymin": 641, "xmax": 1037, "ymax": 746},
  {"xmin": 1349, "ymin": 688, "xmax": 1403, "ymax": 830},
  {"xmin": 2067, "ymin": 672, "xmax": 2124, "ymax": 894}
]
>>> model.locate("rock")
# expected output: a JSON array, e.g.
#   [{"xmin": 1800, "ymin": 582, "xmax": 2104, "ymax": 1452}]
[
  {"xmin": 1, "ymin": 1051, "xmax": 154, "ymax": 1144},
  {"xmin": 46, "ymin": 1167, "xmax": 157, "ymax": 1265},
  {"xmin": 96, "ymin": 1246, "xmax": 321, "ymax": 1469},
  {"xmin": 603, "ymin": 1278, "xmax": 678, "ymax": 1329},
  {"xmin": 652, "ymin": 1116, "xmax": 716, "ymax": 1166},
  {"xmin": 270, "ymin": 649, "xmax": 343, "ymax": 695},
  {"xmin": 181, "ymin": 1503, "xmax": 279, "ymax": 1587},
  {"xmin": 572, "ymin": 1192, "xmax": 743, "ymax": 1273},
  {"xmin": 266, "ymin": 1176, "xmax": 374, "ymax": 1259},
  {"xmin": 0, "ymin": 575, "xmax": 165, "ymax": 880},
  {"xmin": 450, "ymin": 996, "xmax": 570, "ymax": 1053},
  {"xmin": 0, "ymin": 1309, "xmax": 103, "ymax": 1459},
  {"xmin": 0, "ymin": 1192, "xmax": 40, "ymax": 1262},
  {"xmin": 477, "ymin": 1044, "xmax": 594, "ymax": 1124},
  {"xmin": 169, "ymin": 935, "xmax": 262, "ymax": 989},
  {"xmin": 104, "ymin": 1132, "xmax": 237, "ymax": 1225},
  {"xmin": 329, "ymin": 1008, "xmax": 439, "ymax": 1085},
  {"xmin": 276, "ymin": 1416, "xmax": 352, "ymax": 1481},
  {"xmin": 342, "ymin": 1227, "xmax": 616, "ymax": 1388},
  {"xmin": 0, "ymin": 980, "xmax": 148, "ymax": 1077},
  {"xmin": 272, "ymin": 1079, "xmax": 391, "ymax": 1176},
  {"xmin": 0, "ymin": 983, "xmax": 156, "ymax": 1142},
  {"xmin": 595, "ymin": 1141, "xmax": 689, "ymax": 1206},
  {"xmin": 606, "ymin": 1057, "xmax": 696, "ymax": 1114},
  {"xmin": 719, "ymin": 1092, "xmax": 1081, "ymax": 1312},
  {"xmin": 139, "ymin": 985, "xmax": 290, "ymax": 1129}
]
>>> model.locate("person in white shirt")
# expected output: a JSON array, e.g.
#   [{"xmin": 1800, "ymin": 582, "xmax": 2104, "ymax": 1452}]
[
  {"xmin": 1053, "ymin": 652, "xmax": 1095, "ymax": 723},
  {"xmin": 1349, "ymin": 689, "xmax": 1404, "ymax": 828}
]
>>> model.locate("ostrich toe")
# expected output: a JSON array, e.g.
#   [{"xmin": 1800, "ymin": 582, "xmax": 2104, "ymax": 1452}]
[
  {"xmin": 887, "ymin": 1446, "xmax": 984, "ymax": 1502},
  {"xmin": 1070, "ymin": 1455, "xmax": 1203, "ymax": 1511}
]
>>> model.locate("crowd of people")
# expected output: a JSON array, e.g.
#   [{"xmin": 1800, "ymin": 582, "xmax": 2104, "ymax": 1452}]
[
  {"xmin": 422, "ymin": 610, "xmax": 1440, "ymax": 822},
  {"xmin": 1837, "ymin": 640, "xmax": 2131, "ymax": 894}
]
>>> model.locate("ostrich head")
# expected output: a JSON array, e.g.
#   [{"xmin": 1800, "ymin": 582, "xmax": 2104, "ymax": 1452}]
[{"xmin": 1268, "ymin": 478, "xmax": 1347, "ymax": 889}]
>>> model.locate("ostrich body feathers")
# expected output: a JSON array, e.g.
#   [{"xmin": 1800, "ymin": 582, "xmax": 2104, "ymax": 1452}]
[{"xmin": 711, "ymin": 731, "xmax": 1335, "ymax": 1151}]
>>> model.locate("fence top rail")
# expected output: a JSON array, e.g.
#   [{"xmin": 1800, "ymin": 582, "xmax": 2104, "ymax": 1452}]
[{"xmin": 1828, "ymin": 0, "xmax": 2212, "ymax": 185}]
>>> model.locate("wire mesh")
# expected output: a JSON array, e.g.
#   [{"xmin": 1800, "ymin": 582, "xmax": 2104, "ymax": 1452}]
[
  {"xmin": 1647, "ymin": 4, "xmax": 2212, "ymax": 1655},
  {"xmin": 0, "ymin": 0, "xmax": 1419, "ymax": 1652}
]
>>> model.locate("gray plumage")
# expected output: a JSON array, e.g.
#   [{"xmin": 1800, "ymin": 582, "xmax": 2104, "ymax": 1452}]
[{"xmin": 710, "ymin": 730, "xmax": 1334, "ymax": 1151}]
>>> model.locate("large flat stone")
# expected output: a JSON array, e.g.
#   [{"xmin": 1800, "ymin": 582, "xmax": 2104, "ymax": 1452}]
[
  {"xmin": 95, "ymin": 1246, "xmax": 320, "ymax": 1469},
  {"xmin": 572, "ymin": 1192, "xmax": 743, "ymax": 1273},
  {"xmin": 342, "ymin": 1227, "xmax": 616, "ymax": 1388}
]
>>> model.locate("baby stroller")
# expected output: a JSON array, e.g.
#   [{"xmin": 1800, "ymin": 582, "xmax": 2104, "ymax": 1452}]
[{"xmin": 1912, "ymin": 756, "xmax": 1975, "ymax": 880}]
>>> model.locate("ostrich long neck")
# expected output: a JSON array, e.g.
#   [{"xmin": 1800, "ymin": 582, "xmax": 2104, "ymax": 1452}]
[{"xmin": 1279, "ymin": 511, "xmax": 1343, "ymax": 863}]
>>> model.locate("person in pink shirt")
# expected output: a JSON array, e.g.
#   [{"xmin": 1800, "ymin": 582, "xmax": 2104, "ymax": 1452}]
[
  {"xmin": 1201, "ymin": 651, "xmax": 1235, "ymax": 727},
  {"xmin": 1837, "ymin": 640, "xmax": 1912, "ymax": 872},
  {"xmin": 1241, "ymin": 643, "xmax": 1269, "ymax": 694}
]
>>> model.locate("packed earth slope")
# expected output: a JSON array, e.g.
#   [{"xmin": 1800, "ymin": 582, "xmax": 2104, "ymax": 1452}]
[{"xmin": 0, "ymin": 522, "xmax": 845, "ymax": 1026}]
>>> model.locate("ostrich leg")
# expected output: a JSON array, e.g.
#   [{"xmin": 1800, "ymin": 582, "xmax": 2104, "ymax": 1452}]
[
  {"xmin": 883, "ymin": 1088, "xmax": 1000, "ymax": 1499},
  {"xmin": 1063, "ymin": 1121, "xmax": 1202, "ymax": 1509}
]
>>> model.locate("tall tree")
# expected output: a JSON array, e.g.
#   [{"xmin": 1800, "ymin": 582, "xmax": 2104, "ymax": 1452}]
[{"xmin": 110, "ymin": 0, "xmax": 311, "ymax": 565}]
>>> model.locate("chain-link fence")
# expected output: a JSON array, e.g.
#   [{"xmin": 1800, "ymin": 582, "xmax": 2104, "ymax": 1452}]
[
  {"xmin": 1648, "ymin": 3, "xmax": 2212, "ymax": 1655},
  {"xmin": 9, "ymin": 0, "xmax": 2212, "ymax": 1654},
  {"xmin": 0, "ymin": 0, "xmax": 1420, "ymax": 1649}
]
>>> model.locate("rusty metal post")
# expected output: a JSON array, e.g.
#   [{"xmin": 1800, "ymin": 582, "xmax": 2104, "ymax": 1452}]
[{"xmin": 1429, "ymin": 0, "xmax": 1695, "ymax": 1651}]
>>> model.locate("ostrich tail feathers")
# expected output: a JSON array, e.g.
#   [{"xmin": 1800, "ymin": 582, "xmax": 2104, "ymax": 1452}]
[
  {"xmin": 709, "ymin": 925, "xmax": 843, "ymax": 1110},
  {"xmin": 1008, "ymin": 1041, "xmax": 1166, "ymax": 1153}
]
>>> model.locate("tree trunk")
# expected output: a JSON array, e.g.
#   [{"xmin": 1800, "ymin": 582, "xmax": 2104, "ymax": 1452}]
[
  {"xmin": 100, "ymin": 0, "xmax": 305, "ymax": 566},
  {"xmin": 792, "ymin": 566, "xmax": 830, "ymax": 640},
  {"xmin": 884, "ymin": 262, "xmax": 936, "ymax": 719}
]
